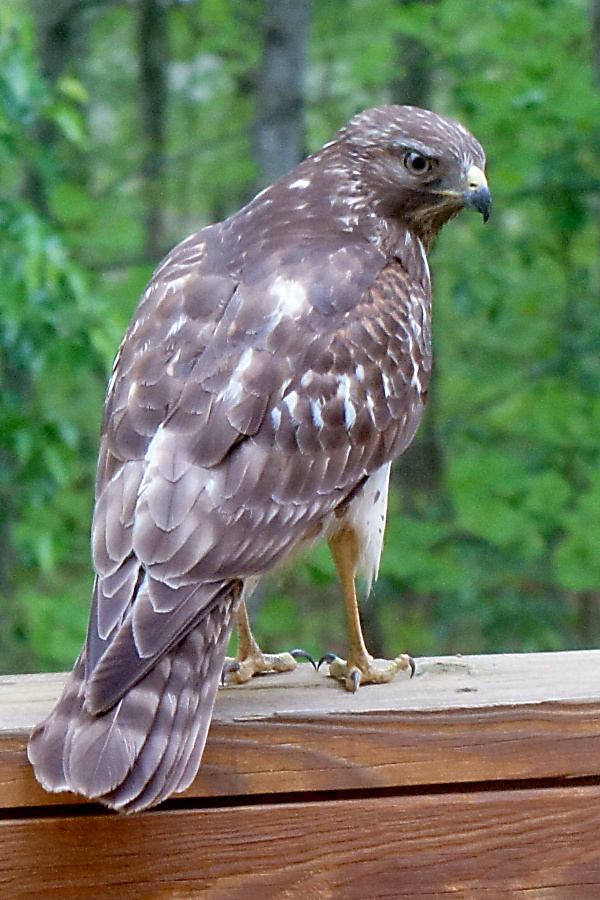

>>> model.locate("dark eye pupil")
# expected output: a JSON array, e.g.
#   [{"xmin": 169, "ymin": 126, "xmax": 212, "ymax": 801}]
[{"xmin": 406, "ymin": 152, "xmax": 428, "ymax": 172}]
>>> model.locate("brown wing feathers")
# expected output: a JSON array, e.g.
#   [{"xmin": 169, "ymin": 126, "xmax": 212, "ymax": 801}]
[
  {"xmin": 29, "ymin": 252, "xmax": 426, "ymax": 811},
  {"xmin": 28, "ymin": 247, "xmax": 427, "ymax": 812}
]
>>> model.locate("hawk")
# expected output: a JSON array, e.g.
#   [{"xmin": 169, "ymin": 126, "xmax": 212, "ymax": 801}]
[{"xmin": 29, "ymin": 105, "xmax": 490, "ymax": 813}]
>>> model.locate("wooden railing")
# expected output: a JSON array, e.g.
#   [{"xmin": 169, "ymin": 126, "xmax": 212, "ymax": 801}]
[{"xmin": 1, "ymin": 651, "xmax": 600, "ymax": 898}]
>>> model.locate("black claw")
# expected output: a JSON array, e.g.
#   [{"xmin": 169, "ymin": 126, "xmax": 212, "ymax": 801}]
[
  {"xmin": 289, "ymin": 648, "xmax": 317, "ymax": 670},
  {"xmin": 408, "ymin": 656, "xmax": 416, "ymax": 678},
  {"xmin": 350, "ymin": 669, "xmax": 360, "ymax": 693},
  {"xmin": 317, "ymin": 652, "xmax": 338, "ymax": 671},
  {"xmin": 221, "ymin": 660, "xmax": 240, "ymax": 685}
]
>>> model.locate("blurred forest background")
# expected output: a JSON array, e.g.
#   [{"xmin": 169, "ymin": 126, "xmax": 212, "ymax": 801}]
[{"xmin": 2, "ymin": 0, "xmax": 600, "ymax": 674}]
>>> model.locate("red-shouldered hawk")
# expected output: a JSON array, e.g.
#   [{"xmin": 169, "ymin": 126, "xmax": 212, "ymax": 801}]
[{"xmin": 29, "ymin": 105, "xmax": 491, "ymax": 812}]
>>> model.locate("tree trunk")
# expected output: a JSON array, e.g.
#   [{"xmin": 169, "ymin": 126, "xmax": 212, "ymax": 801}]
[
  {"xmin": 389, "ymin": 32, "xmax": 432, "ymax": 107},
  {"xmin": 28, "ymin": 0, "xmax": 90, "ymax": 215},
  {"xmin": 137, "ymin": 0, "xmax": 169, "ymax": 260},
  {"xmin": 253, "ymin": 0, "xmax": 314, "ymax": 190}
]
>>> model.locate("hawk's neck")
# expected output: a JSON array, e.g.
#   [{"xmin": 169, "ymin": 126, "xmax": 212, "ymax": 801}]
[{"xmin": 226, "ymin": 147, "xmax": 431, "ymax": 295}]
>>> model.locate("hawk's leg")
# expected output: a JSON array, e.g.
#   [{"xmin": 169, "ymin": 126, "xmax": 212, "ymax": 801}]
[
  {"xmin": 223, "ymin": 600, "xmax": 312, "ymax": 684},
  {"xmin": 325, "ymin": 526, "xmax": 413, "ymax": 692}
]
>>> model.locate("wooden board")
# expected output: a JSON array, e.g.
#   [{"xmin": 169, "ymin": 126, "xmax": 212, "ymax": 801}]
[
  {"xmin": 2, "ymin": 786, "xmax": 600, "ymax": 899},
  {"xmin": 2, "ymin": 651, "xmax": 600, "ymax": 809},
  {"xmin": 3, "ymin": 652, "xmax": 600, "ymax": 898}
]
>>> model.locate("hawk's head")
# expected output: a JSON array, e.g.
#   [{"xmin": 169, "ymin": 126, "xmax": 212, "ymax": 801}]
[{"xmin": 340, "ymin": 105, "xmax": 491, "ymax": 245}]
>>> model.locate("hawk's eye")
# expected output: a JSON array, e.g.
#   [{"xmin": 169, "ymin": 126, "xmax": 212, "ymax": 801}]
[{"xmin": 403, "ymin": 151, "xmax": 434, "ymax": 175}]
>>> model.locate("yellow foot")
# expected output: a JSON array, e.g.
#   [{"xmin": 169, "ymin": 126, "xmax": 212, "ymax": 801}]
[
  {"xmin": 319, "ymin": 652, "xmax": 415, "ymax": 693},
  {"xmin": 223, "ymin": 648, "xmax": 314, "ymax": 685}
]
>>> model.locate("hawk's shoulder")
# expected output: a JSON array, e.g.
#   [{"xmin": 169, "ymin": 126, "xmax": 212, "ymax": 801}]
[{"xmin": 99, "ymin": 212, "xmax": 391, "ymax": 478}]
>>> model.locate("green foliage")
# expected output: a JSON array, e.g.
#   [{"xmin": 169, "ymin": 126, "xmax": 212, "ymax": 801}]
[
  {"xmin": 0, "ymin": 10, "xmax": 108, "ymax": 671},
  {"xmin": 2, "ymin": 0, "xmax": 600, "ymax": 672}
]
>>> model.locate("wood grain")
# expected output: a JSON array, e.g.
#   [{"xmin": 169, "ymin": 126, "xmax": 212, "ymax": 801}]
[
  {"xmin": 2, "ymin": 652, "xmax": 600, "ymax": 898},
  {"xmin": 2, "ymin": 652, "xmax": 600, "ymax": 809},
  {"xmin": 2, "ymin": 785, "xmax": 600, "ymax": 899}
]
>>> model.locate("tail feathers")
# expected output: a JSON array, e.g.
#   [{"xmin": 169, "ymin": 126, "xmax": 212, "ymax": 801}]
[
  {"xmin": 66, "ymin": 659, "xmax": 169, "ymax": 799},
  {"xmin": 101, "ymin": 621, "xmax": 226, "ymax": 812},
  {"xmin": 27, "ymin": 654, "xmax": 88, "ymax": 795},
  {"xmin": 28, "ymin": 593, "xmax": 237, "ymax": 812}
]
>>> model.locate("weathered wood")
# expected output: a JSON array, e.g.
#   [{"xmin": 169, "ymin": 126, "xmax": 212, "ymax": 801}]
[
  {"xmin": 2, "ymin": 786, "xmax": 600, "ymax": 899},
  {"xmin": 2, "ymin": 651, "xmax": 600, "ymax": 898},
  {"xmin": 2, "ymin": 651, "xmax": 600, "ymax": 809}
]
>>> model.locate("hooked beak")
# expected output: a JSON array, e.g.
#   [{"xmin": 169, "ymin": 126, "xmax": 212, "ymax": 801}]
[{"xmin": 464, "ymin": 165, "xmax": 492, "ymax": 222}]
